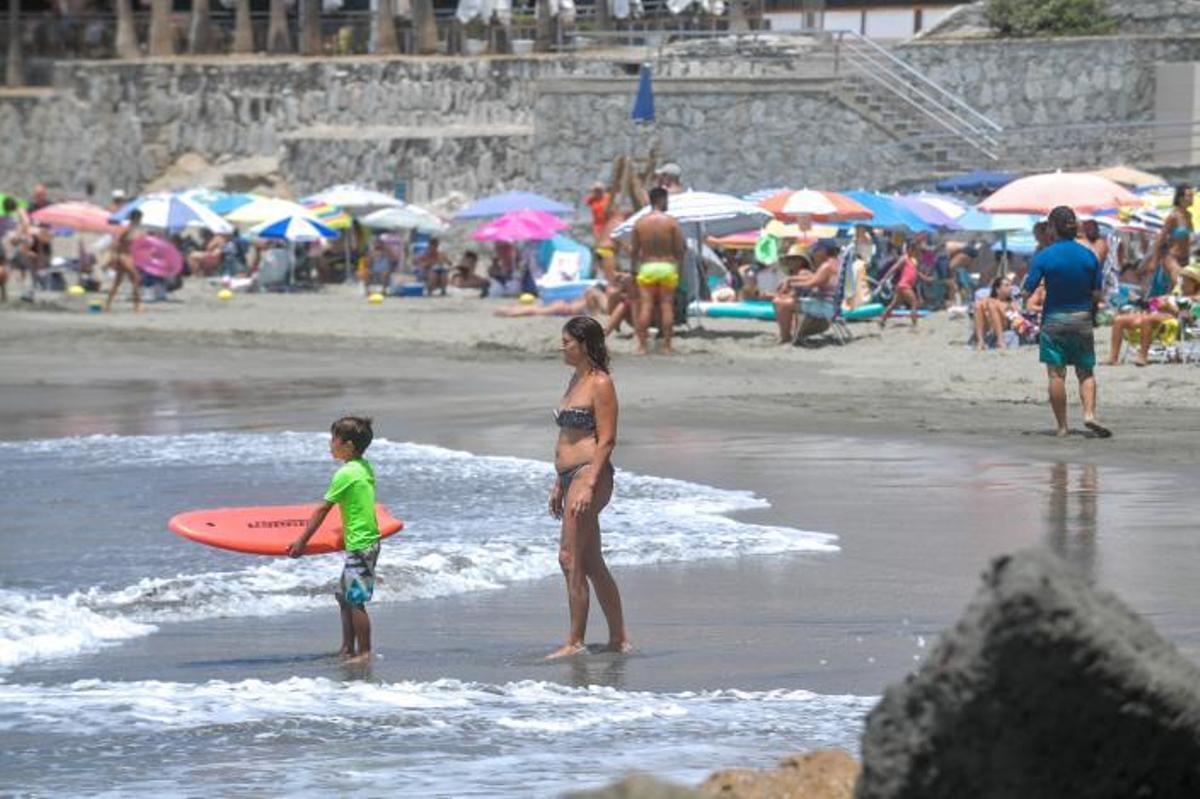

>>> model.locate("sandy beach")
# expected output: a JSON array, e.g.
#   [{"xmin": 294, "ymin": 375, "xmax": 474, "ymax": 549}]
[{"xmin": 4, "ymin": 288, "xmax": 1200, "ymax": 794}]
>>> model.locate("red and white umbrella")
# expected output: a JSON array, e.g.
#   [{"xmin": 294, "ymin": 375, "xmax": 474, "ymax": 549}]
[
  {"xmin": 758, "ymin": 189, "xmax": 873, "ymax": 222},
  {"xmin": 978, "ymin": 172, "xmax": 1143, "ymax": 215},
  {"xmin": 131, "ymin": 235, "xmax": 183, "ymax": 279}
]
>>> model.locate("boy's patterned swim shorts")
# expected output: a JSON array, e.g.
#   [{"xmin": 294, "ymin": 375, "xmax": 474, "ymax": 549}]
[{"xmin": 337, "ymin": 543, "xmax": 380, "ymax": 607}]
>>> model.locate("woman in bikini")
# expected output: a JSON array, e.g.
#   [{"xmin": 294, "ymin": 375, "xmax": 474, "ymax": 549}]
[
  {"xmin": 105, "ymin": 209, "xmax": 143, "ymax": 312},
  {"xmin": 546, "ymin": 316, "xmax": 629, "ymax": 660},
  {"xmin": 1145, "ymin": 185, "xmax": 1193, "ymax": 297}
]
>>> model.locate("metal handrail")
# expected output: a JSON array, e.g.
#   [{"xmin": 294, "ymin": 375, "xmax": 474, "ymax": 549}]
[
  {"xmin": 838, "ymin": 47, "xmax": 1000, "ymax": 160},
  {"xmin": 828, "ymin": 30, "xmax": 1002, "ymax": 162},
  {"xmin": 833, "ymin": 29, "xmax": 1002, "ymax": 135}
]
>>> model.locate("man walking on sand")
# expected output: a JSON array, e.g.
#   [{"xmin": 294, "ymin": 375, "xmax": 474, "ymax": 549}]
[
  {"xmin": 1023, "ymin": 206, "xmax": 1111, "ymax": 439},
  {"xmin": 631, "ymin": 187, "xmax": 685, "ymax": 356}
]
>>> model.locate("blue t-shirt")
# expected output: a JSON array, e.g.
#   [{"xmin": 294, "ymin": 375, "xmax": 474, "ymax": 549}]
[{"xmin": 1024, "ymin": 240, "xmax": 1101, "ymax": 315}]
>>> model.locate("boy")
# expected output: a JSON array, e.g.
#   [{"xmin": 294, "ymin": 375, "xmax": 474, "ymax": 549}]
[{"xmin": 288, "ymin": 416, "xmax": 381, "ymax": 663}]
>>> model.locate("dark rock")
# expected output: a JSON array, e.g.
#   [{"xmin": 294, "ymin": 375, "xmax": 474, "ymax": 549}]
[
  {"xmin": 856, "ymin": 548, "xmax": 1200, "ymax": 799},
  {"xmin": 565, "ymin": 774, "xmax": 701, "ymax": 798}
]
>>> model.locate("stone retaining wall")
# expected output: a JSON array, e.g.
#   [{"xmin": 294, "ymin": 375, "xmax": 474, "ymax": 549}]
[{"xmin": 3, "ymin": 34, "xmax": 1200, "ymax": 204}]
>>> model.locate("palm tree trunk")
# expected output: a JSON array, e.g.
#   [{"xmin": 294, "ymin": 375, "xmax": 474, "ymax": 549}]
[
  {"xmin": 267, "ymin": 0, "xmax": 292, "ymax": 53},
  {"xmin": 534, "ymin": 0, "xmax": 554, "ymax": 52},
  {"xmin": 375, "ymin": 0, "xmax": 398, "ymax": 54},
  {"xmin": 729, "ymin": 0, "xmax": 747, "ymax": 31},
  {"xmin": 232, "ymin": 0, "xmax": 254, "ymax": 53},
  {"xmin": 299, "ymin": 0, "xmax": 321, "ymax": 55},
  {"xmin": 114, "ymin": 0, "xmax": 140, "ymax": 58},
  {"xmin": 410, "ymin": 0, "xmax": 437, "ymax": 54},
  {"xmin": 148, "ymin": 0, "xmax": 174, "ymax": 56},
  {"xmin": 6, "ymin": 0, "xmax": 24, "ymax": 87},
  {"xmin": 189, "ymin": 0, "xmax": 214, "ymax": 53}
]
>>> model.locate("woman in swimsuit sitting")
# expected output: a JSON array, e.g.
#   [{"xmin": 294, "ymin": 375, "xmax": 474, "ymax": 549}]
[{"xmin": 546, "ymin": 316, "xmax": 629, "ymax": 660}]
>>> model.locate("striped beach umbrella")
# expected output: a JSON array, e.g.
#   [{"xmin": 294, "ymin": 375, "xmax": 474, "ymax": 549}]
[
  {"xmin": 759, "ymin": 189, "xmax": 873, "ymax": 222},
  {"xmin": 301, "ymin": 199, "xmax": 353, "ymax": 230},
  {"xmin": 250, "ymin": 215, "xmax": 340, "ymax": 242},
  {"xmin": 613, "ymin": 190, "xmax": 773, "ymax": 239},
  {"xmin": 110, "ymin": 192, "xmax": 233, "ymax": 234}
]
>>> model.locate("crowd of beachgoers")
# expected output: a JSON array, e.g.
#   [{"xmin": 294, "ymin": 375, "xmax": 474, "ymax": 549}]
[{"xmin": 2, "ymin": 161, "xmax": 1196, "ymax": 366}]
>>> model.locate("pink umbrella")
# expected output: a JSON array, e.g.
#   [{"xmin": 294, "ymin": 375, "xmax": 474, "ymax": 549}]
[
  {"xmin": 472, "ymin": 209, "xmax": 568, "ymax": 242},
  {"xmin": 978, "ymin": 172, "xmax": 1143, "ymax": 215},
  {"xmin": 30, "ymin": 201, "xmax": 119, "ymax": 234},
  {"xmin": 131, "ymin": 235, "xmax": 183, "ymax": 279}
]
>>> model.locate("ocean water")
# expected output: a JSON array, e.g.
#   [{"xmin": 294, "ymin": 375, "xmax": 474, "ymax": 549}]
[{"xmin": 0, "ymin": 433, "xmax": 863, "ymax": 797}]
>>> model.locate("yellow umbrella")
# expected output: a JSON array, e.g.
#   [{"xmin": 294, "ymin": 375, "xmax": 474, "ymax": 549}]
[
  {"xmin": 225, "ymin": 197, "xmax": 311, "ymax": 226},
  {"xmin": 1090, "ymin": 165, "xmax": 1167, "ymax": 189}
]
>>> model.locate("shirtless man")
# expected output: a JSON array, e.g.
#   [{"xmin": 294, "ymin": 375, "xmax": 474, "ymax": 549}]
[
  {"xmin": 105, "ymin": 209, "xmax": 143, "ymax": 312},
  {"xmin": 416, "ymin": 237, "xmax": 451, "ymax": 296},
  {"xmin": 630, "ymin": 187, "xmax": 685, "ymax": 355}
]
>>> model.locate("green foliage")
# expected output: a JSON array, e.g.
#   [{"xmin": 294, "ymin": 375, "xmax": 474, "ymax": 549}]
[{"xmin": 985, "ymin": 0, "xmax": 1118, "ymax": 37}]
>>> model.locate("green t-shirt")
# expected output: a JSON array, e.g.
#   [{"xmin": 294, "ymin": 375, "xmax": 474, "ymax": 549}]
[{"xmin": 324, "ymin": 458, "xmax": 379, "ymax": 552}]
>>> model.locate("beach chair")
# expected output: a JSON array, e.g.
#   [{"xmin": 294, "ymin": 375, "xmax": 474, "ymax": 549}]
[
  {"xmin": 256, "ymin": 247, "xmax": 294, "ymax": 292},
  {"xmin": 793, "ymin": 246, "xmax": 853, "ymax": 347}
]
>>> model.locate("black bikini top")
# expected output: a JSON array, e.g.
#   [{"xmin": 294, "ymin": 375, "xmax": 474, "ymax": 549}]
[{"xmin": 554, "ymin": 407, "xmax": 596, "ymax": 431}]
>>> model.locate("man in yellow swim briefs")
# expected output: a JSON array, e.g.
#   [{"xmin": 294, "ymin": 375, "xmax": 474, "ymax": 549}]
[{"xmin": 631, "ymin": 187, "xmax": 686, "ymax": 355}]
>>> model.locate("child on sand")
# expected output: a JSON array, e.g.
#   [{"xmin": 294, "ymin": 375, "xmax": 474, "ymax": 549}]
[{"xmin": 288, "ymin": 416, "xmax": 381, "ymax": 663}]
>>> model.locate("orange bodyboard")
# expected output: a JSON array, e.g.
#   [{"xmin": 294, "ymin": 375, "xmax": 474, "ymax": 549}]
[{"xmin": 168, "ymin": 504, "xmax": 403, "ymax": 556}]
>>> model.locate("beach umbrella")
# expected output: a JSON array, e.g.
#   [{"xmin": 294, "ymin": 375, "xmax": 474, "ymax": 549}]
[
  {"xmin": 110, "ymin": 193, "xmax": 233, "ymax": 235},
  {"xmin": 473, "ymin": 209, "xmax": 568, "ymax": 243},
  {"xmin": 934, "ymin": 170, "xmax": 1018, "ymax": 194},
  {"xmin": 304, "ymin": 185, "xmax": 403, "ymax": 215},
  {"xmin": 1090, "ymin": 165, "xmax": 1167, "ymax": 190},
  {"xmin": 955, "ymin": 207, "xmax": 1039, "ymax": 232},
  {"xmin": 224, "ymin": 197, "xmax": 311, "ymax": 226},
  {"xmin": 901, "ymin": 193, "xmax": 968, "ymax": 221},
  {"xmin": 742, "ymin": 187, "xmax": 792, "ymax": 203},
  {"xmin": 180, "ymin": 189, "xmax": 258, "ymax": 217},
  {"xmin": 361, "ymin": 205, "xmax": 448, "ymax": 234},
  {"xmin": 131, "ymin": 235, "xmax": 184, "ymax": 279},
  {"xmin": 631, "ymin": 64, "xmax": 655, "ymax": 124},
  {"xmin": 759, "ymin": 189, "xmax": 872, "ymax": 222},
  {"xmin": 454, "ymin": 190, "xmax": 573, "ymax": 220},
  {"xmin": 893, "ymin": 195, "xmax": 962, "ymax": 230},
  {"xmin": 842, "ymin": 191, "xmax": 935, "ymax": 233},
  {"xmin": 302, "ymin": 199, "xmax": 353, "ymax": 231},
  {"xmin": 250, "ymin": 215, "xmax": 340, "ymax": 243},
  {"xmin": 30, "ymin": 201, "xmax": 119, "ymax": 234},
  {"xmin": 978, "ymin": 172, "xmax": 1142, "ymax": 215},
  {"xmin": 613, "ymin": 190, "xmax": 773, "ymax": 239}
]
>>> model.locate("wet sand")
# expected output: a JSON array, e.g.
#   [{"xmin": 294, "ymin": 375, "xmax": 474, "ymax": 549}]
[{"xmin": 4, "ymin": 291, "xmax": 1200, "ymax": 697}]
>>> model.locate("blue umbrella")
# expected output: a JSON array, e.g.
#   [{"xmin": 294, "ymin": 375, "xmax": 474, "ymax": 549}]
[
  {"xmin": 251, "ymin": 215, "xmax": 339, "ymax": 242},
  {"xmin": 935, "ymin": 170, "xmax": 1018, "ymax": 194},
  {"xmin": 631, "ymin": 63, "xmax": 655, "ymax": 124},
  {"xmin": 454, "ymin": 191, "xmax": 572, "ymax": 220},
  {"xmin": 955, "ymin": 208, "xmax": 1038, "ymax": 233},
  {"xmin": 843, "ymin": 191, "xmax": 935, "ymax": 233}
]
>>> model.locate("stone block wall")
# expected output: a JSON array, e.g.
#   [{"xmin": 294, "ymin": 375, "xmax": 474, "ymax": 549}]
[
  {"xmin": 532, "ymin": 77, "xmax": 904, "ymax": 198},
  {"xmin": 0, "ymin": 55, "xmax": 625, "ymax": 200},
  {"xmin": 897, "ymin": 35, "xmax": 1200, "ymax": 129}
]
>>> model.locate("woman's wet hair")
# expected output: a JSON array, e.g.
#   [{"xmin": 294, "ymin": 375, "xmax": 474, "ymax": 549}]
[
  {"xmin": 563, "ymin": 316, "xmax": 610, "ymax": 373},
  {"xmin": 1174, "ymin": 184, "xmax": 1193, "ymax": 209},
  {"xmin": 331, "ymin": 416, "xmax": 374, "ymax": 455}
]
